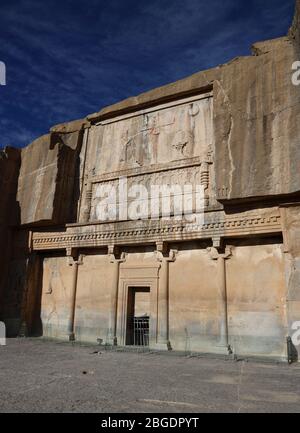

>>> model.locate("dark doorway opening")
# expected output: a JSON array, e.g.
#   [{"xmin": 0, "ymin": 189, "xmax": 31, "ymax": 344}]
[{"xmin": 126, "ymin": 287, "xmax": 150, "ymax": 346}]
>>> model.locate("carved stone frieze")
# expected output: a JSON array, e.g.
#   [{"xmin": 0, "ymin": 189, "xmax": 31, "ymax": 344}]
[{"xmin": 31, "ymin": 209, "xmax": 282, "ymax": 252}]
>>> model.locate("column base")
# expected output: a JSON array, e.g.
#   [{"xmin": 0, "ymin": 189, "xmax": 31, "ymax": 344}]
[
  {"xmin": 214, "ymin": 345, "xmax": 233, "ymax": 356},
  {"xmin": 152, "ymin": 341, "xmax": 172, "ymax": 352},
  {"xmin": 99, "ymin": 336, "xmax": 117, "ymax": 347}
]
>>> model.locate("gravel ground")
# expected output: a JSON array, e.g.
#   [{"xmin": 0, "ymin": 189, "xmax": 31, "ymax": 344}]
[{"xmin": 0, "ymin": 338, "xmax": 299, "ymax": 413}]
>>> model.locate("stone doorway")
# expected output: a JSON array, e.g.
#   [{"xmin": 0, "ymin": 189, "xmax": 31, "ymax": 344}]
[{"xmin": 126, "ymin": 287, "xmax": 150, "ymax": 346}]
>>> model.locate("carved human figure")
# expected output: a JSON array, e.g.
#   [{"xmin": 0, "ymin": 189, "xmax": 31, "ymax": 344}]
[
  {"xmin": 172, "ymin": 107, "xmax": 193, "ymax": 158},
  {"xmin": 120, "ymin": 129, "xmax": 140, "ymax": 165},
  {"xmin": 140, "ymin": 114, "xmax": 159, "ymax": 164}
]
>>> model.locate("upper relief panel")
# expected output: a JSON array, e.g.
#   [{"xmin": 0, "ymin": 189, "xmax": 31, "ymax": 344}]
[{"xmin": 86, "ymin": 93, "xmax": 213, "ymax": 176}]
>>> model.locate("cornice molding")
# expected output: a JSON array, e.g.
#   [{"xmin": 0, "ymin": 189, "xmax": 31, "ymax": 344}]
[{"xmin": 31, "ymin": 211, "xmax": 282, "ymax": 253}]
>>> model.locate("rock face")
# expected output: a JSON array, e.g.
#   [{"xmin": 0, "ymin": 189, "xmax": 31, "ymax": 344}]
[
  {"xmin": 215, "ymin": 36, "xmax": 300, "ymax": 202},
  {"xmin": 17, "ymin": 122, "xmax": 86, "ymax": 226},
  {"xmin": 290, "ymin": 0, "xmax": 300, "ymax": 47},
  {"xmin": 1, "ymin": 1, "xmax": 300, "ymax": 361},
  {"xmin": 0, "ymin": 148, "xmax": 20, "ymax": 317}
]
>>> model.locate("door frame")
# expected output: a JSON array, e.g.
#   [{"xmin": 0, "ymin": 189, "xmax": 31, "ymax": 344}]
[{"xmin": 117, "ymin": 264, "xmax": 160, "ymax": 347}]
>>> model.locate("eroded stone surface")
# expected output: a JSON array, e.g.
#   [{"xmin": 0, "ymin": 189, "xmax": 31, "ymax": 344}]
[
  {"xmin": 17, "ymin": 126, "xmax": 84, "ymax": 225},
  {"xmin": 0, "ymin": 147, "xmax": 20, "ymax": 319}
]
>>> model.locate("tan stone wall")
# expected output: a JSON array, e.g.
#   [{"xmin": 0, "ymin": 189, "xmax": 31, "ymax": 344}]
[
  {"xmin": 168, "ymin": 241, "xmax": 287, "ymax": 358},
  {"xmin": 17, "ymin": 128, "xmax": 84, "ymax": 226},
  {"xmin": 41, "ymin": 256, "xmax": 74, "ymax": 340},
  {"xmin": 282, "ymin": 205, "xmax": 300, "ymax": 359},
  {"xmin": 226, "ymin": 241, "xmax": 287, "ymax": 358},
  {"xmin": 39, "ymin": 241, "xmax": 287, "ymax": 359},
  {"xmin": 75, "ymin": 253, "xmax": 111, "ymax": 343},
  {"xmin": 214, "ymin": 36, "xmax": 300, "ymax": 201},
  {"xmin": 41, "ymin": 253, "xmax": 112, "ymax": 342},
  {"xmin": 169, "ymin": 245, "xmax": 219, "ymax": 353}
]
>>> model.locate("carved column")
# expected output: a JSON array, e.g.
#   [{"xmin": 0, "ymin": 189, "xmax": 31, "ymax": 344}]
[
  {"xmin": 200, "ymin": 146, "xmax": 213, "ymax": 208},
  {"xmin": 108, "ymin": 245, "xmax": 126, "ymax": 345},
  {"xmin": 82, "ymin": 181, "xmax": 93, "ymax": 223},
  {"xmin": 208, "ymin": 245, "xmax": 232, "ymax": 353},
  {"xmin": 156, "ymin": 242, "xmax": 177, "ymax": 350},
  {"xmin": 67, "ymin": 249, "xmax": 83, "ymax": 341}
]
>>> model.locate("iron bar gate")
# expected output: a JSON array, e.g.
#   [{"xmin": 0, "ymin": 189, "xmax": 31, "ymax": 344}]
[{"xmin": 133, "ymin": 317, "xmax": 149, "ymax": 346}]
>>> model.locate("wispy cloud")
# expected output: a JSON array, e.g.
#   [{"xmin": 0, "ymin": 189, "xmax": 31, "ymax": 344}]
[{"xmin": 0, "ymin": 0, "xmax": 296, "ymax": 148}]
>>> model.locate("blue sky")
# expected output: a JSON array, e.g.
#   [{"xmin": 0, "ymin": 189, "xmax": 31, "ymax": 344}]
[{"xmin": 0, "ymin": 0, "xmax": 296, "ymax": 148}]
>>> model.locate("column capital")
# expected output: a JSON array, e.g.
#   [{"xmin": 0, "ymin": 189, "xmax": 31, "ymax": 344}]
[
  {"xmin": 156, "ymin": 242, "xmax": 178, "ymax": 263},
  {"xmin": 66, "ymin": 248, "xmax": 84, "ymax": 265},
  {"xmin": 108, "ymin": 245, "xmax": 127, "ymax": 263},
  {"xmin": 156, "ymin": 241, "xmax": 168, "ymax": 254},
  {"xmin": 207, "ymin": 246, "xmax": 233, "ymax": 261},
  {"xmin": 212, "ymin": 236, "xmax": 222, "ymax": 249},
  {"xmin": 66, "ymin": 247, "xmax": 78, "ymax": 259},
  {"xmin": 67, "ymin": 253, "xmax": 84, "ymax": 266}
]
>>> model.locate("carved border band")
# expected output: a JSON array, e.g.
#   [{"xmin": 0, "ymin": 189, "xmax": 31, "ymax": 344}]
[
  {"xmin": 31, "ymin": 213, "xmax": 282, "ymax": 252},
  {"xmin": 89, "ymin": 156, "xmax": 203, "ymax": 184}
]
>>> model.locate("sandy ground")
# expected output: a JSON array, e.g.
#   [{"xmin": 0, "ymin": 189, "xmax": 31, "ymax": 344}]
[{"xmin": 0, "ymin": 338, "xmax": 299, "ymax": 413}]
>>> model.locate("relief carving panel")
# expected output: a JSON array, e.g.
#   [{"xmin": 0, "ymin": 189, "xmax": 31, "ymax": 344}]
[
  {"xmin": 84, "ymin": 94, "xmax": 214, "ymax": 223},
  {"xmin": 92, "ymin": 94, "xmax": 213, "ymax": 175}
]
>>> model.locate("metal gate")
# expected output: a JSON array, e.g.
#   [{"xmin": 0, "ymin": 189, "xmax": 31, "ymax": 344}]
[{"xmin": 133, "ymin": 317, "xmax": 149, "ymax": 346}]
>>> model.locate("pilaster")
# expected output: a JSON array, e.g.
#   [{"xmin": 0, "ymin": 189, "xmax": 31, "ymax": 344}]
[
  {"xmin": 208, "ymin": 244, "xmax": 233, "ymax": 355},
  {"xmin": 154, "ymin": 242, "xmax": 178, "ymax": 351}
]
